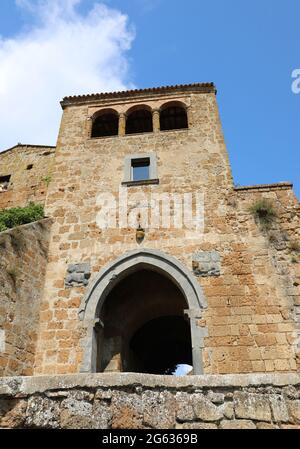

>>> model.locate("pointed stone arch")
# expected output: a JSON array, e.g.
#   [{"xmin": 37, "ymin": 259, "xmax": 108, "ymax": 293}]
[{"xmin": 79, "ymin": 249, "xmax": 208, "ymax": 374}]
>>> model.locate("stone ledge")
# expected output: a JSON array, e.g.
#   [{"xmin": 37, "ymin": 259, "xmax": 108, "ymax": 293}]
[
  {"xmin": 1, "ymin": 373, "xmax": 300, "ymax": 397},
  {"xmin": 121, "ymin": 179, "xmax": 159, "ymax": 187},
  {"xmin": 0, "ymin": 217, "xmax": 53, "ymax": 236},
  {"xmin": 1, "ymin": 373, "xmax": 300, "ymax": 429},
  {"xmin": 234, "ymin": 182, "xmax": 293, "ymax": 192}
]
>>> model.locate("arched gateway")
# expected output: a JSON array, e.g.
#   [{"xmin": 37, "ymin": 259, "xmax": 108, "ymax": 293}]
[{"xmin": 79, "ymin": 249, "xmax": 208, "ymax": 375}]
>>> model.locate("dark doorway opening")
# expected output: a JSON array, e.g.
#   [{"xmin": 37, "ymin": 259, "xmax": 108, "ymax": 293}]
[
  {"xmin": 129, "ymin": 316, "xmax": 192, "ymax": 375},
  {"xmin": 97, "ymin": 269, "xmax": 193, "ymax": 375}
]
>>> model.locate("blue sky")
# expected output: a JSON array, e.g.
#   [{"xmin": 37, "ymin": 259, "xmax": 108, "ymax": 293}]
[{"xmin": 0, "ymin": 0, "xmax": 299, "ymax": 198}]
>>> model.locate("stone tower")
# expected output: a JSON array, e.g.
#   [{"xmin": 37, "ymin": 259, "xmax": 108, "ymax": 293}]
[{"xmin": 1, "ymin": 83, "xmax": 299, "ymax": 378}]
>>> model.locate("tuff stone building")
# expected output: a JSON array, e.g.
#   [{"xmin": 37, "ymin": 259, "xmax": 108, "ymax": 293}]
[{"xmin": 0, "ymin": 83, "xmax": 300, "ymax": 429}]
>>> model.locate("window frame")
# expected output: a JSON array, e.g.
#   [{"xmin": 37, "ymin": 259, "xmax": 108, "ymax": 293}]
[{"xmin": 122, "ymin": 153, "xmax": 159, "ymax": 186}]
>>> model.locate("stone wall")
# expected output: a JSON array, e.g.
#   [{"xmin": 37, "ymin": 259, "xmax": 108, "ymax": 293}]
[
  {"xmin": 0, "ymin": 218, "xmax": 52, "ymax": 376},
  {"xmin": 231, "ymin": 184, "xmax": 300, "ymax": 372},
  {"xmin": 0, "ymin": 145, "xmax": 55, "ymax": 210},
  {"xmin": 0, "ymin": 373, "xmax": 299, "ymax": 429}
]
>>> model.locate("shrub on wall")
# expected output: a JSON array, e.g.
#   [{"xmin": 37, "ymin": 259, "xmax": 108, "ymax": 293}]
[
  {"xmin": 0, "ymin": 203, "xmax": 44, "ymax": 232},
  {"xmin": 249, "ymin": 199, "xmax": 277, "ymax": 230}
]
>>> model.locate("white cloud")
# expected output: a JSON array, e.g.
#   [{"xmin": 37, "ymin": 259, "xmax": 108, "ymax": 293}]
[{"xmin": 0, "ymin": 0, "xmax": 135, "ymax": 150}]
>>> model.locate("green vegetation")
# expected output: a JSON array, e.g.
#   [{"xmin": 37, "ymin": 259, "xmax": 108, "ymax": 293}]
[
  {"xmin": 249, "ymin": 199, "xmax": 277, "ymax": 230},
  {"xmin": 0, "ymin": 202, "xmax": 44, "ymax": 232}
]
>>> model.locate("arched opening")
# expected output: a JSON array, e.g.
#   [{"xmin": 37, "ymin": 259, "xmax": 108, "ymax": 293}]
[
  {"xmin": 160, "ymin": 102, "xmax": 188, "ymax": 131},
  {"xmin": 80, "ymin": 249, "xmax": 207, "ymax": 375},
  {"xmin": 98, "ymin": 270, "xmax": 192, "ymax": 374},
  {"xmin": 125, "ymin": 107, "xmax": 153, "ymax": 135},
  {"xmin": 91, "ymin": 109, "xmax": 119, "ymax": 138}
]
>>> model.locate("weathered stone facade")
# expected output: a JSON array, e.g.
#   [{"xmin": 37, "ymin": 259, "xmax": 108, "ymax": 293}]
[
  {"xmin": 0, "ymin": 144, "xmax": 55, "ymax": 210},
  {"xmin": 0, "ymin": 219, "xmax": 52, "ymax": 377},
  {"xmin": 0, "ymin": 83, "xmax": 299, "ymax": 382},
  {"xmin": 0, "ymin": 373, "xmax": 300, "ymax": 429}
]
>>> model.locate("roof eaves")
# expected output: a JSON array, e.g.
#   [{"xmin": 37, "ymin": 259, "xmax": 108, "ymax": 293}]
[
  {"xmin": 60, "ymin": 82, "xmax": 216, "ymax": 109},
  {"xmin": 0, "ymin": 144, "xmax": 56, "ymax": 156}
]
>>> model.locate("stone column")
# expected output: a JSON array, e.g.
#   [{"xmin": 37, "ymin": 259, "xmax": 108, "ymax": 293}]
[
  {"xmin": 80, "ymin": 319, "xmax": 97, "ymax": 373},
  {"xmin": 86, "ymin": 117, "xmax": 93, "ymax": 138},
  {"xmin": 103, "ymin": 336, "xmax": 122, "ymax": 373},
  {"xmin": 152, "ymin": 109, "xmax": 160, "ymax": 133},
  {"xmin": 119, "ymin": 113, "xmax": 126, "ymax": 136},
  {"xmin": 184, "ymin": 308, "xmax": 207, "ymax": 374},
  {"xmin": 186, "ymin": 106, "xmax": 192, "ymax": 129}
]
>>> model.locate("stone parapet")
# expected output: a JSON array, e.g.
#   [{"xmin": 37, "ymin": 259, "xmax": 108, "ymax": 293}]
[{"xmin": 0, "ymin": 373, "xmax": 299, "ymax": 429}]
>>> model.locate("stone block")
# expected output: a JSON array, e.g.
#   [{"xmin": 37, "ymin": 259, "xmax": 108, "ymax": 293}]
[
  {"xmin": 234, "ymin": 392, "xmax": 272, "ymax": 422},
  {"xmin": 206, "ymin": 390, "xmax": 225, "ymax": 404},
  {"xmin": 256, "ymin": 422, "xmax": 279, "ymax": 429},
  {"xmin": 111, "ymin": 391, "xmax": 143, "ymax": 429},
  {"xmin": 220, "ymin": 419, "xmax": 256, "ymax": 429},
  {"xmin": 192, "ymin": 393, "xmax": 223, "ymax": 422},
  {"xmin": 65, "ymin": 262, "xmax": 91, "ymax": 287},
  {"xmin": 287, "ymin": 400, "xmax": 300, "ymax": 422},
  {"xmin": 220, "ymin": 401, "xmax": 234, "ymax": 419},
  {"xmin": 60, "ymin": 397, "xmax": 93, "ymax": 429},
  {"xmin": 175, "ymin": 392, "xmax": 195, "ymax": 422},
  {"xmin": 269, "ymin": 395, "xmax": 289, "ymax": 422},
  {"xmin": 92, "ymin": 402, "xmax": 112, "ymax": 429},
  {"xmin": 143, "ymin": 391, "xmax": 176, "ymax": 429},
  {"xmin": 25, "ymin": 396, "xmax": 60, "ymax": 428},
  {"xmin": 0, "ymin": 399, "xmax": 27, "ymax": 428},
  {"xmin": 192, "ymin": 251, "xmax": 221, "ymax": 277}
]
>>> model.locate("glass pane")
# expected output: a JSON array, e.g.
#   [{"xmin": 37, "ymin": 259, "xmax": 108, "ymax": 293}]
[{"xmin": 132, "ymin": 164, "xmax": 149, "ymax": 181}]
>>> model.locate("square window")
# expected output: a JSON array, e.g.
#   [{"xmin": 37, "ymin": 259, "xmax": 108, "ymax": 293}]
[
  {"xmin": 122, "ymin": 152, "xmax": 158, "ymax": 186},
  {"xmin": 131, "ymin": 158, "xmax": 150, "ymax": 181}
]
